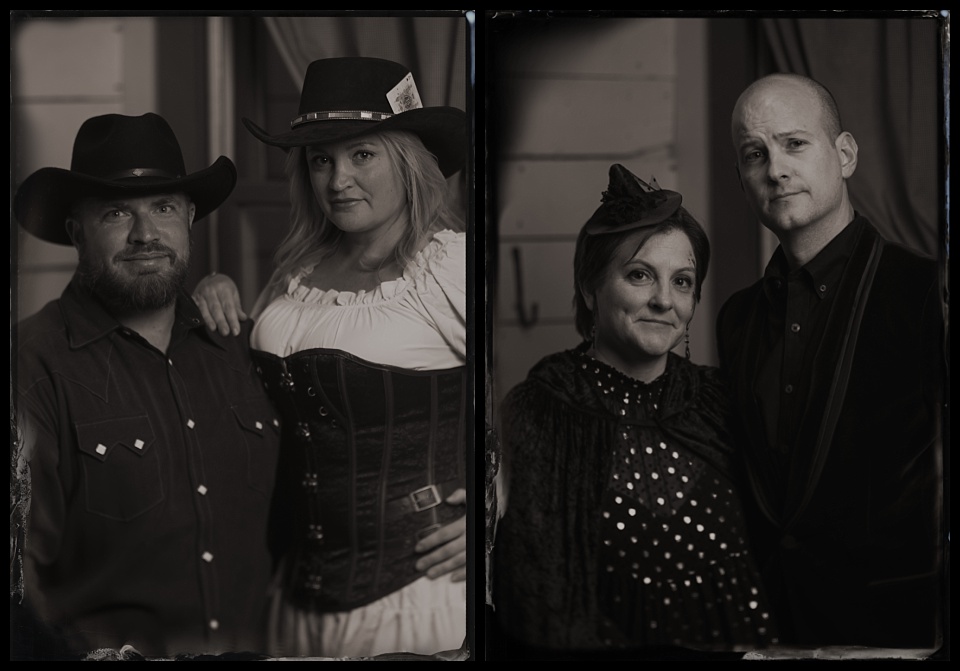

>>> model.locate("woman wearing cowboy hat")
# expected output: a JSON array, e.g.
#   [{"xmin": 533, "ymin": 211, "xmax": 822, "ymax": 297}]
[{"xmin": 192, "ymin": 57, "xmax": 467, "ymax": 659}]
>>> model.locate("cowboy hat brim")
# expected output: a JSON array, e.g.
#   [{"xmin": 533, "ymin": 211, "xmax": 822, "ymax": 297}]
[
  {"xmin": 14, "ymin": 156, "xmax": 237, "ymax": 246},
  {"xmin": 242, "ymin": 106, "xmax": 466, "ymax": 178}
]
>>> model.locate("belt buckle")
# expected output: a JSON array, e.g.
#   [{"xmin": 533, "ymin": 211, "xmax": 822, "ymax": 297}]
[{"xmin": 410, "ymin": 484, "xmax": 441, "ymax": 512}]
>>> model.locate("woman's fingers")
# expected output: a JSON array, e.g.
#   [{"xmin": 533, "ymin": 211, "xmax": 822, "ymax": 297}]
[
  {"xmin": 414, "ymin": 514, "xmax": 466, "ymax": 579},
  {"xmin": 191, "ymin": 274, "xmax": 248, "ymax": 336},
  {"xmin": 219, "ymin": 292, "xmax": 242, "ymax": 336},
  {"xmin": 207, "ymin": 298, "xmax": 233, "ymax": 337},
  {"xmin": 444, "ymin": 488, "xmax": 467, "ymax": 506}
]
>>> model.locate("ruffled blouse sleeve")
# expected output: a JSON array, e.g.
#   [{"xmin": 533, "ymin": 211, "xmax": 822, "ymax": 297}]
[{"xmin": 417, "ymin": 230, "xmax": 467, "ymax": 359}]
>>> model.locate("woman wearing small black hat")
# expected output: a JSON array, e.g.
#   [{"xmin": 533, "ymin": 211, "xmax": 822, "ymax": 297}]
[
  {"xmin": 491, "ymin": 165, "xmax": 778, "ymax": 656},
  {"xmin": 193, "ymin": 57, "xmax": 467, "ymax": 658}
]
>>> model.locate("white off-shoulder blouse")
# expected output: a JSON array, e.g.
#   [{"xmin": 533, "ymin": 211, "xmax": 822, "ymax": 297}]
[{"xmin": 251, "ymin": 229, "xmax": 466, "ymax": 370}]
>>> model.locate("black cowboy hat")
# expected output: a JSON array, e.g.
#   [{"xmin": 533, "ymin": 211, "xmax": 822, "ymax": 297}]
[
  {"xmin": 14, "ymin": 113, "xmax": 237, "ymax": 246},
  {"xmin": 242, "ymin": 57, "xmax": 465, "ymax": 178},
  {"xmin": 584, "ymin": 164, "xmax": 684, "ymax": 235}
]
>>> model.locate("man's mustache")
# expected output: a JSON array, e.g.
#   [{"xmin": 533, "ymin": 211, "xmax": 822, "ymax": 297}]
[{"xmin": 115, "ymin": 243, "xmax": 178, "ymax": 262}]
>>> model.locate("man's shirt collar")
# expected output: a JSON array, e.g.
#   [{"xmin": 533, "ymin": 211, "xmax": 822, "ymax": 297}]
[
  {"xmin": 59, "ymin": 277, "xmax": 226, "ymax": 351},
  {"xmin": 762, "ymin": 214, "xmax": 864, "ymax": 304}
]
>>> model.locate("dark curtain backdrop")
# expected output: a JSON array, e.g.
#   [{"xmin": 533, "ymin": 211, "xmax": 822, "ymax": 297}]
[{"xmin": 758, "ymin": 17, "xmax": 943, "ymax": 259}]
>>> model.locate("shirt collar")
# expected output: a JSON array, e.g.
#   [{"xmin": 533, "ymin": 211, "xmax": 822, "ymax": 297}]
[
  {"xmin": 762, "ymin": 214, "xmax": 864, "ymax": 304},
  {"xmin": 60, "ymin": 277, "xmax": 226, "ymax": 351}
]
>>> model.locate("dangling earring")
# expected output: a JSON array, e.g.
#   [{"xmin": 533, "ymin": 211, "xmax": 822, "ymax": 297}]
[
  {"xmin": 684, "ymin": 326, "xmax": 691, "ymax": 360},
  {"xmin": 590, "ymin": 321, "xmax": 597, "ymax": 343}
]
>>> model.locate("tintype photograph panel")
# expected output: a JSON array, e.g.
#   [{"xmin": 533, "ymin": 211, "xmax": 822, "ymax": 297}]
[
  {"xmin": 11, "ymin": 11, "xmax": 475, "ymax": 661},
  {"xmin": 484, "ymin": 10, "xmax": 948, "ymax": 661}
]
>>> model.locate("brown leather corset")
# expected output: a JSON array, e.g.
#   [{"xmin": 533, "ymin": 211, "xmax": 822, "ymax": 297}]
[{"xmin": 252, "ymin": 348, "xmax": 467, "ymax": 611}]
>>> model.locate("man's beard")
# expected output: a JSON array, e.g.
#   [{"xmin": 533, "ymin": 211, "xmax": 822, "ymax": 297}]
[{"xmin": 77, "ymin": 241, "xmax": 190, "ymax": 315}]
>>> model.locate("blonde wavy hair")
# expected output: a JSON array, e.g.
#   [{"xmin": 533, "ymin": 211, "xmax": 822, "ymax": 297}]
[{"xmin": 253, "ymin": 130, "xmax": 462, "ymax": 316}]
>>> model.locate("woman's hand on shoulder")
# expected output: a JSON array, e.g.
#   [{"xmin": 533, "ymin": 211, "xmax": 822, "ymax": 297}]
[{"xmin": 191, "ymin": 272, "xmax": 248, "ymax": 336}]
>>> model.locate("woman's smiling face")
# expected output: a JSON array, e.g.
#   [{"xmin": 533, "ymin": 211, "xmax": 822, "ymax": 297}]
[
  {"xmin": 587, "ymin": 228, "xmax": 698, "ymax": 378},
  {"xmin": 306, "ymin": 133, "xmax": 408, "ymax": 235}
]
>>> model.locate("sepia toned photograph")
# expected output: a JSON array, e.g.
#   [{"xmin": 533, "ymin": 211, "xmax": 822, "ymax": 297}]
[
  {"xmin": 483, "ymin": 10, "xmax": 949, "ymax": 662},
  {"xmin": 11, "ymin": 10, "xmax": 475, "ymax": 661}
]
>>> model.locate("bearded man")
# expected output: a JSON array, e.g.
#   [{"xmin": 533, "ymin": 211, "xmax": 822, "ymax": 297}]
[{"xmin": 12, "ymin": 113, "xmax": 280, "ymax": 658}]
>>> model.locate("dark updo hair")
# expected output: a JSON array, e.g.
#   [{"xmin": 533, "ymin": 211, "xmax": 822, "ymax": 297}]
[{"xmin": 572, "ymin": 207, "xmax": 710, "ymax": 341}]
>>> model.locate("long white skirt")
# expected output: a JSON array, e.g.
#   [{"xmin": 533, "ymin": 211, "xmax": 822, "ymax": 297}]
[{"xmin": 267, "ymin": 574, "xmax": 466, "ymax": 659}]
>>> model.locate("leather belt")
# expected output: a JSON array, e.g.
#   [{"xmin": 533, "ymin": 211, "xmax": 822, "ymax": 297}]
[{"xmin": 384, "ymin": 478, "xmax": 462, "ymax": 523}]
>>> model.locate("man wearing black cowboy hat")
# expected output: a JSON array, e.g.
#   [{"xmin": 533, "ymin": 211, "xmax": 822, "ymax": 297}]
[{"xmin": 13, "ymin": 113, "xmax": 280, "ymax": 658}]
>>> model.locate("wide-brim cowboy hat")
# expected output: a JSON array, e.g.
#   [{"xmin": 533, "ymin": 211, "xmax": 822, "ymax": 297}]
[
  {"xmin": 14, "ymin": 113, "xmax": 237, "ymax": 246},
  {"xmin": 242, "ymin": 57, "xmax": 466, "ymax": 178}
]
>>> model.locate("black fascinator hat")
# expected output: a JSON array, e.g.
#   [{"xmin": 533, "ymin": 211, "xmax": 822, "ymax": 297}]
[{"xmin": 584, "ymin": 163, "xmax": 683, "ymax": 235}]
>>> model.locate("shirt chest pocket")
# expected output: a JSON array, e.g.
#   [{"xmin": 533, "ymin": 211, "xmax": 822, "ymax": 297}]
[
  {"xmin": 231, "ymin": 400, "xmax": 281, "ymax": 497},
  {"xmin": 75, "ymin": 415, "xmax": 163, "ymax": 522}
]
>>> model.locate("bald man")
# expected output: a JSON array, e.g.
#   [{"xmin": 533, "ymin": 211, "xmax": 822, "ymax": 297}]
[{"xmin": 716, "ymin": 73, "xmax": 945, "ymax": 649}]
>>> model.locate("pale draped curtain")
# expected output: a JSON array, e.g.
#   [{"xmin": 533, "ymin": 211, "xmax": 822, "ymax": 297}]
[{"xmin": 759, "ymin": 17, "xmax": 944, "ymax": 259}]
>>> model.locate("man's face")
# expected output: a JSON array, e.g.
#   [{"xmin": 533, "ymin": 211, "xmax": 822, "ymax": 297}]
[
  {"xmin": 69, "ymin": 193, "xmax": 195, "ymax": 314},
  {"xmin": 731, "ymin": 78, "xmax": 851, "ymax": 238}
]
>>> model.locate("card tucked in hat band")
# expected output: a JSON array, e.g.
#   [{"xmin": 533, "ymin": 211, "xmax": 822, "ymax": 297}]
[
  {"xmin": 387, "ymin": 72, "xmax": 424, "ymax": 114},
  {"xmin": 290, "ymin": 71, "xmax": 425, "ymax": 129}
]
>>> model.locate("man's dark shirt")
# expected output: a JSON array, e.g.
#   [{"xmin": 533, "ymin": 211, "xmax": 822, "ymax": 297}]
[
  {"xmin": 754, "ymin": 218, "xmax": 861, "ymax": 511},
  {"xmin": 15, "ymin": 278, "xmax": 280, "ymax": 658},
  {"xmin": 718, "ymin": 215, "xmax": 944, "ymax": 648}
]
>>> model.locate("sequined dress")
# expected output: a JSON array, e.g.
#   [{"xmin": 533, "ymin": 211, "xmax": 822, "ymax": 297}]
[{"xmin": 493, "ymin": 344, "xmax": 777, "ymax": 652}]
